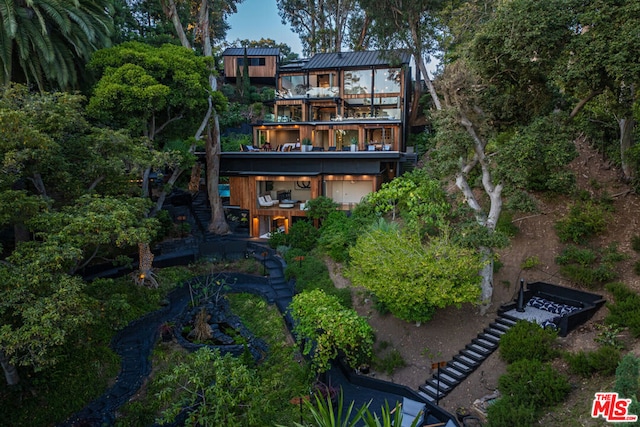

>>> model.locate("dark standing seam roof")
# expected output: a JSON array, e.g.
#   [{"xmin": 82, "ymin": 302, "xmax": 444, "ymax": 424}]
[
  {"xmin": 222, "ymin": 47, "xmax": 281, "ymax": 56},
  {"xmin": 302, "ymin": 50, "xmax": 411, "ymax": 70}
]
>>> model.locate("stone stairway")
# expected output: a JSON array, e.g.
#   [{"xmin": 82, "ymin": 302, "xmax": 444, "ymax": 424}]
[{"xmin": 418, "ymin": 313, "xmax": 518, "ymax": 403}]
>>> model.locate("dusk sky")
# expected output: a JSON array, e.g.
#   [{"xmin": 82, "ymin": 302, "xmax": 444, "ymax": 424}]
[{"xmin": 226, "ymin": 0, "xmax": 304, "ymax": 55}]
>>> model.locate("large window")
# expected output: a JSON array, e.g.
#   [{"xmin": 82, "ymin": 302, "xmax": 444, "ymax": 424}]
[
  {"xmin": 374, "ymin": 68, "xmax": 401, "ymax": 94},
  {"xmin": 237, "ymin": 57, "xmax": 266, "ymax": 66},
  {"xmin": 281, "ymin": 75, "xmax": 308, "ymax": 96},
  {"xmin": 344, "ymin": 70, "xmax": 372, "ymax": 95},
  {"xmin": 308, "ymin": 72, "xmax": 338, "ymax": 97}
]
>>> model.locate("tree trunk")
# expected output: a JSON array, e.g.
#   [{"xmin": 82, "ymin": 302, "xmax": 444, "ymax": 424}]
[
  {"xmin": 141, "ymin": 166, "xmax": 151, "ymax": 198},
  {"xmin": 0, "ymin": 348, "xmax": 19, "ymax": 386},
  {"xmin": 478, "ymin": 247, "xmax": 494, "ymax": 315},
  {"xmin": 188, "ymin": 162, "xmax": 202, "ymax": 194},
  {"xmin": 206, "ymin": 115, "xmax": 230, "ymax": 234},
  {"xmin": 153, "ymin": 166, "xmax": 184, "ymax": 214},
  {"xmin": 619, "ymin": 117, "xmax": 636, "ymax": 181}
]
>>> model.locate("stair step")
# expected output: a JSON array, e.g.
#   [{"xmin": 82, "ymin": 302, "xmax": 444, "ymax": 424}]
[
  {"xmin": 417, "ymin": 391, "xmax": 436, "ymax": 403},
  {"xmin": 441, "ymin": 366, "xmax": 467, "ymax": 381},
  {"xmin": 431, "ymin": 371, "xmax": 459, "ymax": 387},
  {"xmin": 418, "ymin": 384, "xmax": 446, "ymax": 400},
  {"xmin": 449, "ymin": 360, "xmax": 474, "ymax": 374},
  {"xmin": 489, "ymin": 322, "xmax": 510, "ymax": 333},
  {"xmin": 478, "ymin": 332, "xmax": 501, "ymax": 344},
  {"xmin": 460, "ymin": 348, "xmax": 486, "ymax": 362},
  {"xmin": 483, "ymin": 328, "xmax": 506, "ymax": 341},
  {"xmin": 425, "ymin": 378, "xmax": 452, "ymax": 392},
  {"xmin": 466, "ymin": 343, "xmax": 492, "ymax": 357},
  {"xmin": 496, "ymin": 317, "xmax": 517, "ymax": 328},
  {"xmin": 500, "ymin": 312, "xmax": 519, "ymax": 323},
  {"xmin": 453, "ymin": 354, "xmax": 480, "ymax": 368},
  {"xmin": 473, "ymin": 337, "xmax": 498, "ymax": 350}
]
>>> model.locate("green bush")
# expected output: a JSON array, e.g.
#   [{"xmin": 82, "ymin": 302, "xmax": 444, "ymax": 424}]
[
  {"xmin": 487, "ymin": 398, "xmax": 537, "ymax": 427},
  {"xmin": 605, "ymin": 282, "xmax": 640, "ymax": 337},
  {"xmin": 631, "ymin": 235, "xmax": 640, "ymax": 252},
  {"xmin": 564, "ymin": 345, "xmax": 621, "ymax": 377},
  {"xmin": 634, "ymin": 260, "xmax": 640, "ymax": 276},
  {"xmin": 287, "ymin": 220, "xmax": 320, "ymax": 251},
  {"xmin": 558, "ymin": 264, "xmax": 617, "ymax": 289},
  {"xmin": 498, "ymin": 359, "xmax": 571, "ymax": 409},
  {"xmin": 615, "ymin": 354, "xmax": 640, "ymax": 400},
  {"xmin": 556, "ymin": 245, "xmax": 597, "ymax": 266},
  {"xmin": 268, "ymin": 229, "xmax": 288, "ymax": 248},
  {"xmin": 284, "ymin": 249, "xmax": 352, "ymax": 308},
  {"xmin": 372, "ymin": 348, "xmax": 407, "ymax": 375},
  {"xmin": 554, "ymin": 201, "xmax": 609, "ymax": 243},
  {"xmin": 499, "ymin": 321, "xmax": 558, "ymax": 363}
]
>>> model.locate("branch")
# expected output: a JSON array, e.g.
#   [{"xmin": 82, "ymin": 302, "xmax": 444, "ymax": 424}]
[
  {"xmin": 569, "ymin": 89, "xmax": 603, "ymax": 120},
  {"xmin": 154, "ymin": 113, "xmax": 184, "ymax": 137},
  {"xmin": 87, "ymin": 175, "xmax": 105, "ymax": 192}
]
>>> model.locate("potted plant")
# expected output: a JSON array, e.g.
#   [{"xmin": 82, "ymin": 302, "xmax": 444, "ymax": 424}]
[
  {"xmin": 350, "ymin": 137, "xmax": 358, "ymax": 152},
  {"xmin": 301, "ymin": 137, "xmax": 312, "ymax": 152}
]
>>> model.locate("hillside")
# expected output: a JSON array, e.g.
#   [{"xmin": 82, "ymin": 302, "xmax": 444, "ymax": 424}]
[{"xmin": 331, "ymin": 137, "xmax": 640, "ymax": 422}]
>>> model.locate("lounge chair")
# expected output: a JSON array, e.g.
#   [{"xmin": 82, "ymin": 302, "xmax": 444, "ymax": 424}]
[
  {"xmin": 399, "ymin": 397, "xmax": 425, "ymax": 427},
  {"xmin": 264, "ymin": 194, "xmax": 279, "ymax": 205},
  {"xmin": 258, "ymin": 196, "xmax": 276, "ymax": 207}
]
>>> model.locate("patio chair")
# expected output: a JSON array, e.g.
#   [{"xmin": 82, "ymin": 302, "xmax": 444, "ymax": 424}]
[
  {"xmin": 399, "ymin": 397, "xmax": 426, "ymax": 427},
  {"xmin": 258, "ymin": 196, "xmax": 276, "ymax": 207},
  {"xmin": 263, "ymin": 194, "xmax": 279, "ymax": 205}
]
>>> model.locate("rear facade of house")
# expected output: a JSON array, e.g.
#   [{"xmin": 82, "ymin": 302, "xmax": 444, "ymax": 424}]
[{"xmin": 220, "ymin": 49, "xmax": 417, "ymax": 238}]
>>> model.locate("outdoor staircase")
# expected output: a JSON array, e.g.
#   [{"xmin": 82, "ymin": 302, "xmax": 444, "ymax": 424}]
[{"xmin": 418, "ymin": 313, "xmax": 518, "ymax": 404}]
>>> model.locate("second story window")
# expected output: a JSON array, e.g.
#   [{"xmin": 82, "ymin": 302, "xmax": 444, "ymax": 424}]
[
  {"xmin": 281, "ymin": 75, "xmax": 308, "ymax": 96},
  {"xmin": 237, "ymin": 57, "xmax": 266, "ymax": 66},
  {"xmin": 344, "ymin": 70, "xmax": 372, "ymax": 95},
  {"xmin": 374, "ymin": 68, "xmax": 401, "ymax": 94}
]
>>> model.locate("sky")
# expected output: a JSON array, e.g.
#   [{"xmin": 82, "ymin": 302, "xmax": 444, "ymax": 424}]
[{"xmin": 225, "ymin": 0, "xmax": 304, "ymax": 56}]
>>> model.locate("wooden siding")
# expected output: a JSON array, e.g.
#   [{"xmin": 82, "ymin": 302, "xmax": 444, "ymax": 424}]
[{"xmin": 224, "ymin": 55, "xmax": 278, "ymax": 79}]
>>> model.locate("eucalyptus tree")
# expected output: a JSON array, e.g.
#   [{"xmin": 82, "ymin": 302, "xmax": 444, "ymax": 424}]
[
  {"xmin": 0, "ymin": 0, "xmax": 113, "ymax": 90},
  {"xmin": 553, "ymin": 0, "xmax": 640, "ymax": 181},
  {"xmin": 160, "ymin": 0, "xmax": 243, "ymax": 234},
  {"xmin": 276, "ymin": 0, "xmax": 362, "ymax": 55},
  {"xmin": 87, "ymin": 42, "xmax": 211, "ymax": 213}
]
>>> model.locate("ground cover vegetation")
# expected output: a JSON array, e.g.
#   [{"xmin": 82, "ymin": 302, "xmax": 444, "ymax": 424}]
[{"xmin": 1, "ymin": 0, "xmax": 640, "ymax": 425}]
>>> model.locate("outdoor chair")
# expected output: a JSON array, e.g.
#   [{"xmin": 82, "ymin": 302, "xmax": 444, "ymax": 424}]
[
  {"xmin": 263, "ymin": 194, "xmax": 279, "ymax": 205},
  {"xmin": 399, "ymin": 397, "xmax": 426, "ymax": 427},
  {"xmin": 258, "ymin": 196, "xmax": 276, "ymax": 207}
]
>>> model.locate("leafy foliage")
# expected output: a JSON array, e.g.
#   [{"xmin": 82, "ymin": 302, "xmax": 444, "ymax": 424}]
[
  {"xmin": 605, "ymin": 282, "xmax": 640, "ymax": 337},
  {"xmin": 290, "ymin": 289, "xmax": 374, "ymax": 373},
  {"xmin": 554, "ymin": 201, "xmax": 610, "ymax": 243},
  {"xmin": 362, "ymin": 169, "xmax": 450, "ymax": 235},
  {"xmin": 287, "ymin": 220, "xmax": 321, "ymax": 251},
  {"xmin": 305, "ymin": 196, "xmax": 340, "ymax": 222},
  {"xmin": 347, "ymin": 228, "xmax": 482, "ymax": 323},
  {"xmin": 155, "ymin": 347, "xmax": 262, "ymax": 426},
  {"xmin": 497, "ymin": 359, "xmax": 571, "ymax": 413},
  {"xmin": 555, "ymin": 244, "xmax": 624, "ymax": 288},
  {"xmin": 498, "ymin": 321, "xmax": 558, "ymax": 364},
  {"xmin": 564, "ymin": 345, "xmax": 621, "ymax": 377}
]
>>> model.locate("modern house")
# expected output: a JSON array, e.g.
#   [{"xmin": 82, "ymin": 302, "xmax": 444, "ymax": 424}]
[
  {"xmin": 220, "ymin": 50, "xmax": 417, "ymax": 238},
  {"xmin": 222, "ymin": 47, "xmax": 281, "ymax": 86}
]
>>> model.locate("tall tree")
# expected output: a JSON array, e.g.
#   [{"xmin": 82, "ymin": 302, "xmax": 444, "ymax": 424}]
[
  {"xmin": 161, "ymin": 0, "xmax": 242, "ymax": 234},
  {"xmin": 554, "ymin": 0, "xmax": 640, "ymax": 181},
  {"xmin": 277, "ymin": 0, "xmax": 361, "ymax": 55},
  {"xmin": 87, "ymin": 42, "xmax": 210, "ymax": 212},
  {"xmin": 0, "ymin": 0, "xmax": 113, "ymax": 90}
]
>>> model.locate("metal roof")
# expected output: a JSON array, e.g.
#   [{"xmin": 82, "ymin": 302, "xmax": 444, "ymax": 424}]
[
  {"xmin": 222, "ymin": 47, "xmax": 281, "ymax": 56},
  {"xmin": 302, "ymin": 50, "xmax": 411, "ymax": 70}
]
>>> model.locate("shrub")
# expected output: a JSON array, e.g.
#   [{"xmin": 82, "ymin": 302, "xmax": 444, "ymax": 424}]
[
  {"xmin": 555, "ymin": 245, "xmax": 622, "ymax": 288},
  {"xmin": 372, "ymin": 348, "xmax": 407, "ymax": 375},
  {"xmin": 615, "ymin": 354, "xmax": 640, "ymax": 400},
  {"xmin": 498, "ymin": 359, "xmax": 571, "ymax": 409},
  {"xmin": 499, "ymin": 321, "xmax": 558, "ymax": 363},
  {"xmin": 290, "ymin": 289, "xmax": 374, "ymax": 372},
  {"xmin": 554, "ymin": 201, "xmax": 609, "ymax": 243},
  {"xmin": 605, "ymin": 282, "xmax": 640, "ymax": 337},
  {"xmin": 634, "ymin": 260, "xmax": 640, "ymax": 276},
  {"xmin": 287, "ymin": 220, "xmax": 320, "ymax": 251},
  {"xmin": 487, "ymin": 398, "xmax": 537, "ymax": 427},
  {"xmin": 631, "ymin": 235, "xmax": 640, "ymax": 252},
  {"xmin": 268, "ymin": 229, "xmax": 288, "ymax": 248},
  {"xmin": 564, "ymin": 346, "xmax": 621, "ymax": 377},
  {"xmin": 556, "ymin": 246, "xmax": 597, "ymax": 266}
]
